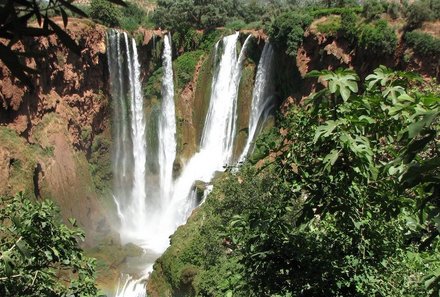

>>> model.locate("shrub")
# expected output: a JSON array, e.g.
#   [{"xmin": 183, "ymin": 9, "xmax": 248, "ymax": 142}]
[
  {"xmin": 90, "ymin": 0, "xmax": 121, "ymax": 27},
  {"xmin": 316, "ymin": 16, "xmax": 341, "ymax": 35},
  {"xmin": 387, "ymin": 1, "xmax": 401, "ymax": 19},
  {"xmin": 359, "ymin": 20, "xmax": 397, "ymax": 55},
  {"xmin": 362, "ymin": 0, "xmax": 384, "ymax": 20},
  {"xmin": 268, "ymin": 11, "xmax": 313, "ymax": 56},
  {"xmin": 406, "ymin": 1, "xmax": 433, "ymax": 30},
  {"xmin": 172, "ymin": 29, "xmax": 202, "ymax": 53},
  {"xmin": 225, "ymin": 20, "xmax": 246, "ymax": 31},
  {"xmin": 243, "ymin": 21, "xmax": 263, "ymax": 30},
  {"xmin": 308, "ymin": 6, "xmax": 363, "ymax": 18},
  {"xmin": 405, "ymin": 31, "xmax": 440, "ymax": 56},
  {"xmin": 199, "ymin": 30, "xmax": 224, "ymax": 52},
  {"xmin": 339, "ymin": 10, "xmax": 358, "ymax": 43},
  {"xmin": 173, "ymin": 50, "xmax": 204, "ymax": 90}
]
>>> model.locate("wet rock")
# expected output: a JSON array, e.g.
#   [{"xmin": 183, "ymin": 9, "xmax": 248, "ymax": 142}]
[{"xmin": 192, "ymin": 180, "xmax": 207, "ymax": 203}]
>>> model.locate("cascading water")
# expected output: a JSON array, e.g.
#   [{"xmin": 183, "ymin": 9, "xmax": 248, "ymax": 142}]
[
  {"xmin": 115, "ymin": 275, "xmax": 148, "ymax": 297},
  {"xmin": 107, "ymin": 30, "xmax": 148, "ymax": 245},
  {"xmin": 107, "ymin": 31, "xmax": 259, "ymax": 296},
  {"xmin": 151, "ymin": 33, "xmax": 252, "ymax": 251},
  {"xmin": 239, "ymin": 42, "xmax": 275, "ymax": 162},
  {"xmin": 108, "ymin": 30, "xmax": 153, "ymax": 297},
  {"xmin": 157, "ymin": 34, "xmax": 176, "ymax": 203}
]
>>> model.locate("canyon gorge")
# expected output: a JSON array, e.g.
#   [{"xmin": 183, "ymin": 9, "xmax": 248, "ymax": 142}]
[{"xmin": 1, "ymin": 6, "xmax": 439, "ymax": 296}]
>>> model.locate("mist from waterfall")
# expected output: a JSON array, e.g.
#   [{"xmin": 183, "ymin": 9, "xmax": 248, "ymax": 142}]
[{"xmin": 239, "ymin": 42, "xmax": 275, "ymax": 163}]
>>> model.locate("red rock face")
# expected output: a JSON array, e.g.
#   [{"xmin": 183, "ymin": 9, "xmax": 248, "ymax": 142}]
[
  {"xmin": 0, "ymin": 18, "xmax": 111, "ymax": 245},
  {"xmin": 0, "ymin": 18, "xmax": 109, "ymax": 146}
]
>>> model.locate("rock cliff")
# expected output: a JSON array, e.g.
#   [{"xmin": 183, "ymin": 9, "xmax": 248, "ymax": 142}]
[{"xmin": 0, "ymin": 18, "xmax": 110, "ymax": 243}]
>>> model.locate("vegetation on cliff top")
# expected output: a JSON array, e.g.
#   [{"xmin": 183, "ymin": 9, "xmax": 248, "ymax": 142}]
[{"xmin": 148, "ymin": 66, "xmax": 440, "ymax": 296}]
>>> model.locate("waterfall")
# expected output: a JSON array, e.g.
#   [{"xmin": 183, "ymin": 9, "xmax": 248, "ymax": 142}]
[
  {"xmin": 115, "ymin": 275, "xmax": 148, "ymax": 297},
  {"xmin": 239, "ymin": 42, "xmax": 275, "ymax": 162},
  {"xmin": 107, "ymin": 31, "xmax": 257, "ymax": 296},
  {"xmin": 157, "ymin": 33, "xmax": 176, "ymax": 203},
  {"xmin": 108, "ymin": 30, "xmax": 150, "ymax": 297},
  {"xmin": 107, "ymin": 30, "xmax": 148, "ymax": 245},
  {"xmin": 152, "ymin": 33, "xmax": 251, "ymax": 251}
]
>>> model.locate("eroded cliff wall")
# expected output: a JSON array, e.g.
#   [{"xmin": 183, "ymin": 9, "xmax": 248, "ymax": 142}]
[{"xmin": 0, "ymin": 18, "xmax": 110, "ymax": 243}]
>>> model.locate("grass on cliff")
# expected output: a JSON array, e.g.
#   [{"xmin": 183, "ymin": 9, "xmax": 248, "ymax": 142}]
[
  {"xmin": 0, "ymin": 127, "xmax": 50, "ymax": 197},
  {"xmin": 173, "ymin": 50, "xmax": 205, "ymax": 93},
  {"xmin": 89, "ymin": 132, "xmax": 112, "ymax": 195}
]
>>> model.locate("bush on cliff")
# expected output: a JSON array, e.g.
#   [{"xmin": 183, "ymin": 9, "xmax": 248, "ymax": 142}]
[
  {"xmin": 90, "ymin": 0, "xmax": 121, "ymax": 27},
  {"xmin": 362, "ymin": 0, "xmax": 384, "ymax": 20},
  {"xmin": 339, "ymin": 10, "xmax": 358, "ymax": 43},
  {"xmin": 268, "ymin": 11, "xmax": 313, "ymax": 56},
  {"xmin": 405, "ymin": 31, "xmax": 440, "ymax": 57},
  {"xmin": 358, "ymin": 20, "xmax": 397, "ymax": 55},
  {"xmin": 405, "ymin": 0, "xmax": 433, "ymax": 30}
]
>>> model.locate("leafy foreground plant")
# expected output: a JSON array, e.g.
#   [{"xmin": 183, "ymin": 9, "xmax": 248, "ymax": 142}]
[
  {"xmin": 149, "ymin": 66, "xmax": 440, "ymax": 297},
  {"xmin": 0, "ymin": 194, "xmax": 99, "ymax": 297}
]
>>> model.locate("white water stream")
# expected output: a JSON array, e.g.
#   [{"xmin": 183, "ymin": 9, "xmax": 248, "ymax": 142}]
[
  {"xmin": 158, "ymin": 33, "xmax": 177, "ymax": 204},
  {"xmin": 239, "ymin": 41, "xmax": 275, "ymax": 162},
  {"xmin": 108, "ymin": 30, "xmax": 148, "ymax": 245},
  {"xmin": 154, "ymin": 33, "xmax": 253, "ymax": 250}
]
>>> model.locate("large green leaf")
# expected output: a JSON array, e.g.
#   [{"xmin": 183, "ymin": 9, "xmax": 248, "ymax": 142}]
[
  {"xmin": 365, "ymin": 65, "xmax": 393, "ymax": 90},
  {"xmin": 406, "ymin": 111, "xmax": 438, "ymax": 139},
  {"xmin": 313, "ymin": 120, "xmax": 339, "ymax": 143}
]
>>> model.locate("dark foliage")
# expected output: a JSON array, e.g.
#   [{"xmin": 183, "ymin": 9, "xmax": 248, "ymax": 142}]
[
  {"xmin": 405, "ymin": 31, "xmax": 440, "ymax": 57},
  {"xmin": 0, "ymin": 0, "xmax": 125, "ymax": 87}
]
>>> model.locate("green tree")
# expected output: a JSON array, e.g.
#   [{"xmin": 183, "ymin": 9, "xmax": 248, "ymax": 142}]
[
  {"xmin": 152, "ymin": 0, "xmax": 235, "ymax": 31},
  {"xmin": 358, "ymin": 20, "xmax": 397, "ymax": 55},
  {"xmin": 268, "ymin": 11, "xmax": 313, "ymax": 56},
  {"xmin": 90, "ymin": 0, "xmax": 121, "ymax": 27},
  {"xmin": 0, "ymin": 194, "xmax": 99, "ymax": 297}
]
